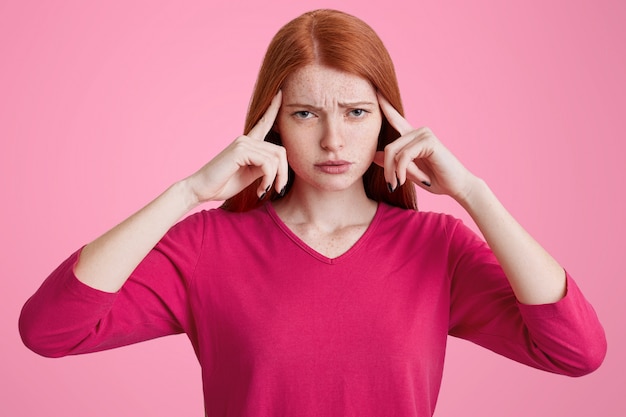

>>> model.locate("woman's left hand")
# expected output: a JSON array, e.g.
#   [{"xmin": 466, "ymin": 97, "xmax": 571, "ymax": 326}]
[
  {"xmin": 374, "ymin": 94, "xmax": 478, "ymax": 202},
  {"xmin": 376, "ymin": 95, "xmax": 571, "ymax": 307}
]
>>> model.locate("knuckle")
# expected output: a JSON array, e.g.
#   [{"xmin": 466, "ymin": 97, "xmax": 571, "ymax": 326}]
[
  {"xmin": 232, "ymin": 138, "xmax": 251, "ymax": 153},
  {"xmin": 260, "ymin": 155, "xmax": 275, "ymax": 168},
  {"xmin": 234, "ymin": 135, "xmax": 249, "ymax": 145},
  {"xmin": 396, "ymin": 152, "xmax": 409, "ymax": 166},
  {"xmin": 417, "ymin": 126, "xmax": 433, "ymax": 136},
  {"xmin": 384, "ymin": 143, "xmax": 397, "ymax": 154}
]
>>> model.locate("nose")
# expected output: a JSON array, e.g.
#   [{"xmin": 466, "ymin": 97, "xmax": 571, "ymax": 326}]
[{"xmin": 320, "ymin": 118, "xmax": 344, "ymax": 151}]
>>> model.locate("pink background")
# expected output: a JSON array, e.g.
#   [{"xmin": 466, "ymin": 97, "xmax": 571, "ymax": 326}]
[{"xmin": 1, "ymin": 0, "xmax": 624, "ymax": 415}]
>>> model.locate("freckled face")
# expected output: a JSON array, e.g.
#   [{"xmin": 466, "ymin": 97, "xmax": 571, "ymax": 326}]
[{"xmin": 276, "ymin": 64, "xmax": 382, "ymax": 193}]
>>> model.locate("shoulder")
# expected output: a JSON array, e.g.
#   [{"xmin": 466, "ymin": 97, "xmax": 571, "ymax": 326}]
[
  {"xmin": 375, "ymin": 203, "xmax": 485, "ymax": 254},
  {"xmin": 158, "ymin": 205, "xmax": 274, "ymax": 264},
  {"xmin": 175, "ymin": 204, "xmax": 270, "ymax": 232},
  {"xmin": 173, "ymin": 204, "xmax": 276, "ymax": 249},
  {"xmin": 157, "ymin": 205, "xmax": 267, "ymax": 249},
  {"xmin": 377, "ymin": 203, "xmax": 463, "ymax": 237}
]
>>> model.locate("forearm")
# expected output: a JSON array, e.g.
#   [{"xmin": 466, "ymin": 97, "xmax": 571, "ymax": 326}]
[
  {"xmin": 74, "ymin": 179, "xmax": 198, "ymax": 293},
  {"xmin": 456, "ymin": 177, "xmax": 567, "ymax": 305}
]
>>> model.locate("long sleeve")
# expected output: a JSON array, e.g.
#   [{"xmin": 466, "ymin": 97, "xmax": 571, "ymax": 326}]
[
  {"xmin": 19, "ymin": 212, "xmax": 205, "ymax": 358},
  {"xmin": 18, "ymin": 204, "xmax": 609, "ymax": 416},
  {"xmin": 446, "ymin": 218, "xmax": 607, "ymax": 376}
]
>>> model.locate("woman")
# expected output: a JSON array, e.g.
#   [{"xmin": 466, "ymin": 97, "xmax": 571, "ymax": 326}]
[{"xmin": 19, "ymin": 9, "xmax": 606, "ymax": 416}]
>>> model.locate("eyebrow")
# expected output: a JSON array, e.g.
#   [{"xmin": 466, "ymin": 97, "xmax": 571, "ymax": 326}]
[{"xmin": 283, "ymin": 101, "xmax": 377, "ymax": 110}]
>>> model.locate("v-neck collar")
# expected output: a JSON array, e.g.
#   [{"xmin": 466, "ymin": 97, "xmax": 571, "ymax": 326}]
[{"xmin": 264, "ymin": 201, "xmax": 385, "ymax": 265}]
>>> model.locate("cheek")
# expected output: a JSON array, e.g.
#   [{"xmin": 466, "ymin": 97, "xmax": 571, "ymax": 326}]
[
  {"xmin": 356, "ymin": 118, "xmax": 382, "ymax": 149},
  {"xmin": 275, "ymin": 125, "xmax": 307, "ymax": 166},
  {"xmin": 278, "ymin": 120, "xmax": 319, "ymax": 149}
]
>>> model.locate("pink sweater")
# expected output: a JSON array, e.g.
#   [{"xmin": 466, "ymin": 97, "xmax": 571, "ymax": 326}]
[{"xmin": 19, "ymin": 203, "xmax": 606, "ymax": 416}]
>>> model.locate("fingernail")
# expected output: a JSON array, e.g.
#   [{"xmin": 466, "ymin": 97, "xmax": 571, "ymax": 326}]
[
  {"xmin": 421, "ymin": 181, "xmax": 431, "ymax": 187},
  {"xmin": 258, "ymin": 191, "xmax": 267, "ymax": 200},
  {"xmin": 265, "ymin": 185, "xmax": 271, "ymax": 193},
  {"xmin": 387, "ymin": 182, "xmax": 396, "ymax": 193},
  {"xmin": 279, "ymin": 186, "xmax": 287, "ymax": 197}
]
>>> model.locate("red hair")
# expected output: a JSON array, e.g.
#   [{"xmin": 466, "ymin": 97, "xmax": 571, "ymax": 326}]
[{"xmin": 222, "ymin": 9, "xmax": 417, "ymax": 211}]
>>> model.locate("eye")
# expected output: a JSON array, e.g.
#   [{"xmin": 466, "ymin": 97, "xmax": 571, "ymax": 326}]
[
  {"xmin": 348, "ymin": 109, "xmax": 368, "ymax": 118},
  {"xmin": 293, "ymin": 111, "xmax": 314, "ymax": 119}
]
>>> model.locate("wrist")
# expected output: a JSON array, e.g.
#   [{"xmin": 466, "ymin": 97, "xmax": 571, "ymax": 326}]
[
  {"xmin": 454, "ymin": 176, "xmax": 489, "ymax": 211},
  {"xmin": 173, "ymin": 178, "xmax": 202, "ymax": 212}
]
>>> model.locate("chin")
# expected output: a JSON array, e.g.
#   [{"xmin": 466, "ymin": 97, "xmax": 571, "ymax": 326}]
[{"xmin": 314, "ymin": 177, "xmax": 364, "ymax": 193}]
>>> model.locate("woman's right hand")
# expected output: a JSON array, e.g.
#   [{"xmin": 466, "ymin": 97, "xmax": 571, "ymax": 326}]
[
  {"xmin": 72, "ymin": 91, "xmax": 286, "ymax": 293},
  {"xmin": 184, "ymin": 90, "xmax": 288, "ymax": 205}
]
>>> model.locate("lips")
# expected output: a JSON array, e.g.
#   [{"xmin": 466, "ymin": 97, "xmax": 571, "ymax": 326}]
[
  {"xmin": 316, "ymin": 160, "xmax": 351, "ymax": 166},
  {"xmin": 315, "ymin": 160, "xmax": 352, "ymax": 174}
]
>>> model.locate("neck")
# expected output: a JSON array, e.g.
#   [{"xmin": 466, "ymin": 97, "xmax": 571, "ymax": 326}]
[{"xmin": 273, "ymin": 180, "xmax": 377, "ymax": 230}]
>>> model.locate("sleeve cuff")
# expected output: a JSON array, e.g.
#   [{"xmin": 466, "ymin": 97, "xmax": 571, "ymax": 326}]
[
  {"xmin": 64, "ymin": 247, "xmax": 119, "ymax": 304},
  {"xmin": 516, "ymin": 272, "xmax": 587, "ymax": 319}
]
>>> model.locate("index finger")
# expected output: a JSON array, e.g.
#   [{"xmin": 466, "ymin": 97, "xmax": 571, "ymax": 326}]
[
  {"xmin": 377, "ymin": 93, "xmax": 414, "ymax": 136},
  {"xmin": 248, "ymin": 90, "xmax": 282, "ymax": 141}
]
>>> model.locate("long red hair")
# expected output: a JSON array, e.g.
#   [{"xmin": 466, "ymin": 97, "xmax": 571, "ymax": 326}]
[{"xmin": 222, "ymin": 9, "xmax": 417, "ymax": 211}]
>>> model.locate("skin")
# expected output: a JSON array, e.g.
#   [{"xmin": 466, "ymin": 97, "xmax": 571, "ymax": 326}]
[
  {"xmin": 74, "ymin": 63, "xmax": 566, "ymax": 305},
  {"xmin": 275, "ymin": 64, "xmax": 381, "ymax": 195},
  {"xmin": 271, "ymin": 65, "xmax": 381, "ymax": 257}
]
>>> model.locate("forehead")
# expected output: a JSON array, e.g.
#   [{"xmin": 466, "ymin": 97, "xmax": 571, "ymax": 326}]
[{"xmin": 282, "ymin": 64, "xmax": 376, "ymax": 103}]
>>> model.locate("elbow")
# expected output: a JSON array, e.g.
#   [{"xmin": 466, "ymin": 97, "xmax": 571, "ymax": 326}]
[
  {"xmin": 21, "ymin": 337, "xmax": 67, "ymax": 359},
  {"xmin": 563, "ymin": 333, "xmax": 608, "ymax": 377},
  {"xmin": 573, "ymin": 346, "xmax": 607, "ymax": 377},
  {"xmin": 19, "ymin": 330, "xmax": 61, "ymax": 358},
  {"xmin": 18, "ymin": 307, "xmax": 67, "ymax": 359}
]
